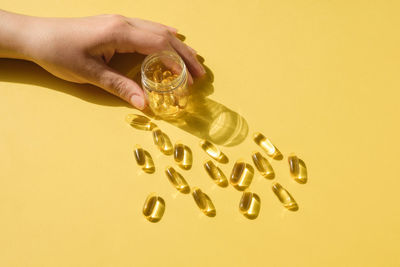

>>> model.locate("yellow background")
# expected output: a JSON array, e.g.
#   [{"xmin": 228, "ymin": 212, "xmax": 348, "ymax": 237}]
[{"xmin": 1, "ymin": 0, "xmax": 399, "ymax": 266}]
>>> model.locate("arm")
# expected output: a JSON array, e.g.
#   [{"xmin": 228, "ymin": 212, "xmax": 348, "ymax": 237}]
[{"xmin": 0, "ymin": 10, "xmax": 205, "ymax": 109}]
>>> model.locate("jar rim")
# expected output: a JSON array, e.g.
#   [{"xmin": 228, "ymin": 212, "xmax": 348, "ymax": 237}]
[{"xmin": 141, "ymin": 50, "xmax": 187, "ymax": 93}]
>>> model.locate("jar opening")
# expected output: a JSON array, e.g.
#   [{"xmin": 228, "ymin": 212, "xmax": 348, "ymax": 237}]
[{"xmin": 141, "ymin": 50, "xmax": 187, "ymax": 93}]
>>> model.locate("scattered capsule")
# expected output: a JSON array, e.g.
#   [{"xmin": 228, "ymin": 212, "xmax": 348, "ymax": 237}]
[
  {"xmin": 162, "ymin": 70, "xmax": 172, "ymax": 79},
  {"xmin": 251, "ymin": 151, "xmax": 275, "ymax": 179},
  {"xmin": 288, "ymin": 154, "xmax": 308, "ymax": 184},
  {"xmin": 203, "ymin": 160, "xmax": 228, "ymax": 187},
  {"xmin": 153, "ymin": 69, "xmax": 163, "ymax": 83},
  {"xmin": 230, "ymin": 160, "xmax": 254, "ymax": 191},
  {"xmin": 165, "ymin": 166, "xmax": 190, "ymax": 194},
  {"xmin": 199, "ymin": 140, "xmax": 228, "ymax": 163},
  {"xmin": 133, "ymin": 146, "xmax": 155, "ymax": 173},
  {"xmin": 142, "ymin": 151, "xmax": 155, "ymax": 173},
  {"xmin": 152, "ymin": 127, "xmax": 173, "ymax": 155},
  {"xmin": 192, "ymin": 187, "xmax": 216, "ymax": 217},
  {"xmin": 142, "ymin": 193, "xmax": 165, "ymax": 223},
  {"xmin": 133, "ymin": 145, "xmax": 145, "ymax": 166},
  {"xmin": 253, "ymin": 132, "xmax": 283, "ymax": 160},
  {"xmin": 174, "ymin": 143, "xmax": 193, "ymax": 170},
  {"xmin": 239, "ymin": 191, "xmax": 261, "ymax": 220},
  {"xmin": 272, "ymin": 183, "xmax": 298, "ymax": 211},
  {"xmin": 125, "ymin": 114, "xmax": 156, "ymax": 131}
]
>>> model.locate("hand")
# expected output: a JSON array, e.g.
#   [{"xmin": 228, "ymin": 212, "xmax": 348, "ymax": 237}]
[{"xmin": 0, "ymin": 11, "xmax": 205, "ymax": 109}]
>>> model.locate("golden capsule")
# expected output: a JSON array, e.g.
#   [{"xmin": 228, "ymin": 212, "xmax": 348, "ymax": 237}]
[
  {"xmin": 174, "ymin": 143, "xmax": 193, "ymax": 170},
  {"xmin": 272, "ymin": 183, "xmax": 298, "ymax": 211},
  {"xmin": 199, "ymin": 139, "xmax": 228, "ymax": 163},
  {"xmin": 125, "ymin": 114, "xmax": 156, "ymax": 131},
  {"xmin": 203, "ymin": 160, "xmax": 228, "ymax": 187},
  {"xmin": 161, "ymin": 78, "xmax": 171, "ymax": 86},
  {"xmin": 251, "ymin": 151, "xmax": 275, "ymax": 179},
  {"xmin": 142, "ymin": 193, "xmax": 165, "ymax": 223},
  {"xmin": 253, "ymin": 132, "xmax": 283, "ymax": 160},
  {"xmin": 165, "ymin": 166, "xmax": 190, "ymax": 194},
  {"xmin": 133, "ymin": 145, "xmax": 145, "ymax": 166},
  {"xmin": 153, "ymin": 69, "xmax": 163, "ymax": 83},
  {"xmin": 192, "ymin": 187, "xmax": 216, "ymax": 217},
  {"xmin": 162, "ymin": 70, "xmax": 172, "ymax": 79},
  {"xmin": 230, "ymin": 160, "xmax": 254, "ymax": 191},
  {"xmin": 239, "ymin": 192, "xmax": 261, "ymax": 220},
  {"xmin": 288, "ymin": 154, "xmax": 308, "ymax": 184},
  {"xmin": 152, "ymin": 127, "xmax": 173, "ymax": 155}
]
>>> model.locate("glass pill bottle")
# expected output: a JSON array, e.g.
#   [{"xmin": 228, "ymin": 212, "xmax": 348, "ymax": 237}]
[{"xmin": 141, "ymin": 50, "xmax": 189, "ymax": 118}]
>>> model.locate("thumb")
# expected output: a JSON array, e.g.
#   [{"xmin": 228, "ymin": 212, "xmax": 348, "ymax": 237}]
[{"xmin": 94, "ymin": 65, "xmax": 146, "ymax": 110}]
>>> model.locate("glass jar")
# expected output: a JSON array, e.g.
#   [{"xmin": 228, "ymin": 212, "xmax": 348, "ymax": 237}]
[{"xmin": 141, "ymin": 50, "xmax": 189, "ymax": 118}]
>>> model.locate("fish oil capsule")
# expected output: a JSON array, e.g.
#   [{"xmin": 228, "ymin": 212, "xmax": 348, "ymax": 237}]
[
  {"xmin": 152, "ymin": 127, "xmax": 173, "ymax": 155},
  {"xmin": 161, "ymin": 78, "xmax": 171, "ymax": 86},
  {"xmin": 272, "ymin": 183, "xmax": 298, "ymax": 211},
  {"xmin": 125, "ymin": 114, "xmax": 156, "ymax": 131},
  {"xmin": 153, "ymin": 69, "xmax": 163, "ymax": 83},
  {"xmin": 203, "ymin": 160, "xmax": 228, "ymax": 187},
  {"xmin": 133, "ymin": 145, "xmax": 145, "ymax": 166},
  {"xmin": 174, "ymin": 143, "xmax": 193, "ymax": 170},
  {"xmin": 199, "ymin": 139, "xmax": 228, "ymax": 163},
  {"xmin": 251, "ymin": 151, "xmax": 275, "ymax": 179},
  {"xmin": 239, "ymin": 192, "xmax": 261, "ymax": 220},
  {"xmin": 288, "ymin": 153, "xmax": 308, "ymax": 184},
  {"xmin": 253, "ymin": 132, "xmax": 283, "ymax": 160},
  {"xmin": 142, "ymin": 193, "xmax": 165, "ymax": 223},
  {"xmin": 133, "ymin": 145, "xmax": 155, "ymax": 173},
  {"xmin": 230, "ymin": 160, "xmax": 254, "ymax": 191},
  {"xmin": 162, "ymin": 70, "xmax": 172, "ymax": 79},
  {"xmin": 165, "ymin": 166, "xmax": 190, "ymax": 194},
  {"xmin": 192, "ymin": 187, "xmax": 216, "ymax": 217}
]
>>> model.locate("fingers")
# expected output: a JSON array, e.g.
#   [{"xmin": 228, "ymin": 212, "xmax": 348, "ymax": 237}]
[
  {"xmin": 123, "ymin": 18, "xmax": 205, "ymax": 78},
  {"xmin": 169, "ymin": 36, "xmax": 205, "ymax": 77},
  {"xmin": 93, "ymin": 62, "xmax": 146, "ymax": 109}
]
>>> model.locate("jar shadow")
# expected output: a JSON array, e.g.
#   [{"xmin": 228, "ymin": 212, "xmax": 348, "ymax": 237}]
[
  {"xmin": 125, "ymin": 54, "xmax": 249, "ymax": 147},
  {"xmin": 0, "ymin": 52, "xmax": 249, "ymax": 147}
]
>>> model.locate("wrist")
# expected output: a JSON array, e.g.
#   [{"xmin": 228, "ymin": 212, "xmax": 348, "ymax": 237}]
[{"xmin": 0, "ymin": 10, "xmax": 37, "ymax": 61}]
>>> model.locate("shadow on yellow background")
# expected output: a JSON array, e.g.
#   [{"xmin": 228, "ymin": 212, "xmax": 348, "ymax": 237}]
[{"xmin": 0, "ymin": 53, "xmax": 248, "ymax": 146}]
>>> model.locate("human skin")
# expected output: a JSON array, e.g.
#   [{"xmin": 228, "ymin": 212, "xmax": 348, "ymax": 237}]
[{"xmin": 0, "ymin": 10, "xmax": 205, "ymax": 109}]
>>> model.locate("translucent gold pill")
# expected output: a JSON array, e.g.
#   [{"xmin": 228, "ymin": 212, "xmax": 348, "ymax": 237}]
[
  {"xmin": 199, "ymin": 139, "xmax": 228, "ymax": 163},
  {"xmin": 125, "ymin": 114, "xmax": 156, "ymax": 131},
  {"xmin": 142, "ymin": 193, "xmax": 165, "ymax": 223},
  {"xmin": 288, "ymin": 153, "xmax": 308, "ymax": 184},
  {"xmin": 253, "ymin": 132, "xmax": 283, "ymax": 160},
  {"xmin": 133, "ymin": 145, "xmax": 145, "ymax": 166},
  {"xmin": 251, "ymin": 151, "xmax": 275, "ymax": 179},
  {"xmin": 192, "ymin": 187, "xmax": 216, "ymax": 217},
  {"xmin": 203, "ymin": 160, "xmax": 228, "ymax": 187},
  {"xmin": 272, "ymin": 183, "xmax": 298, "ymax": 211},
  {"xmin": 162, "ymin": 70, "xmax": 172, "ymax": 79},
  {"xmin": 239, "ymin": 192, "xmax": 261, "ymax": 220},
  {"xmin": 174, "ymin": 143, "xmax": 193, "ymax": 170},
  {"xmin": 230, "ymin": 160, "xmax": 254, "ymax": 191},
  {"xmin": 152, "ymin": 127, "xmax": 173, "ymax": 155},
  {"xmin": 133, "ymin": 145, "xmax": 155, "ymax": 173},
  {"xmin": 153, "ymin": 69, "xmax": 163, "ymax": 83},
  {"xmin": 165, "ymin": 166, "xmax": 190, "ymax": 194}
]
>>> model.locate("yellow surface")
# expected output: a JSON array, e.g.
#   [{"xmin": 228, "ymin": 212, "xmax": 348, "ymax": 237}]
[{"xmin": 1, "ymin": 1, "xmax": 399, "ymax": 266}]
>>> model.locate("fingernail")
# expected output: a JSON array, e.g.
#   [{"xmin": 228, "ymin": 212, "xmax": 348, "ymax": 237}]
[{"xmin": 130, "ymin": 95, "xmax": 145, "ymax": 110}]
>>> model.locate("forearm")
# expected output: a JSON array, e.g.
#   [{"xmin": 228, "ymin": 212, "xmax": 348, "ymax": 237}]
[{"xmin": 0, "ymin": 10, "xmax": 34, "ymax": 60}]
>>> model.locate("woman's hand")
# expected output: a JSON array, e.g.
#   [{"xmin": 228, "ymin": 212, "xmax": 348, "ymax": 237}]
[{"xmin": 0, "ymin": 11, "xmax": 205, "ymax": 109}]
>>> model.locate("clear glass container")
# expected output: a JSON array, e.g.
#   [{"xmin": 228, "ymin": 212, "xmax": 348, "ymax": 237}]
[{"xmin": 141, "ymin": 50, "xmax": 189, "ymax": 118}]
